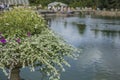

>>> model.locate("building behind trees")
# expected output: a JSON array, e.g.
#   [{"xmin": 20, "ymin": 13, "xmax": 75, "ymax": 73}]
[{"xmin": 0, "ymin": 0, "xmax": 29, "ymax": 5}]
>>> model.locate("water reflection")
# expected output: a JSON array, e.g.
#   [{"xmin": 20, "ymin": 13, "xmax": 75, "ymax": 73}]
[
  {"xmin": 49, "ymin": 16, "xmax": 120, "ymax": 80},
  {"xmin": 77, "ymin": 24, "xmax": 86, "ymax": 35},
  {"xmin": 73, "ymin": 23, "xmax": 86, "ymax": 35},
  {"xmin": 92, "ymin": 29, "xmax": 120, "ymax": 39}
]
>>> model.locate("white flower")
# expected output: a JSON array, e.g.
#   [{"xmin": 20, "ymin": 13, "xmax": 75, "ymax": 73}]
[
  {"xmin": 5, "ymin": 23, "xmax": 9, "ymax": 26},
  {"xmin": 35, "ymin": 24, "xmax": 38, "ymax": 28}
]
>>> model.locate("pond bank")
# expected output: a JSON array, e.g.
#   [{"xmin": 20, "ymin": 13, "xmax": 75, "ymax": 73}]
[
  {"xmin": 38, "ymin": 9, "xmax": 120, "ymax": 18},
  {"xmin": 94, "ymin": 10, "xmax": 120, "ymax": 17}
]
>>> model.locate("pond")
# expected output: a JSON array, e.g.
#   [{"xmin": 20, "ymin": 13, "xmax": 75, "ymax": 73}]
[{"xmin": 0, "ymin": 16, "xmax": 120, "ymax": 80}]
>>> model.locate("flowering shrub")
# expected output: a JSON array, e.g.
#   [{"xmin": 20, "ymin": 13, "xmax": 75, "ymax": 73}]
[
  {"xmin": 0, "ymin": 8, "xmax": 46, "ymax": 38},
  {"xmin": 0, "ymin": 8, "xmax": 79, "ymax": 80}
]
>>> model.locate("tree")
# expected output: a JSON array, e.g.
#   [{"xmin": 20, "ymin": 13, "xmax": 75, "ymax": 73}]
[
  {"xmin": 0, "ymin": 8, "xmax": 79, "ymax": 80},
  {"xmin": 107, "ymin": 0, "xmax": 120, "ymax": 9},
  {"xmin": 29, "ymin": 0, "xmax": 120, "ymax": 9},
  {"xmin": 29, "ymin": 0, "xmax": 51, "ymax": 6}
]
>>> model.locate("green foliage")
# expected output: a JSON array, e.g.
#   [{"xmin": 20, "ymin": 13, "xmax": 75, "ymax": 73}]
[
  {"xmin": 29, "ymin": 0, "xmax": 120, "ymax": 9},
  {"xmin": 0, "ymin": 8, "xmax": 79, "ymax": 80},
  {"xmin": 0, "ymin": 8, "xmax": 46, "ymax": 38},
  {"xmin": 29, "ymin": 0, "xmax": 51, "ymax": 7}
]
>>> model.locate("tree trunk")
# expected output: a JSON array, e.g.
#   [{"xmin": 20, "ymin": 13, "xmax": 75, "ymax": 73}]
[{"xmin": 9, "ymin": 68, "xmax": 21, "ymax": 80}]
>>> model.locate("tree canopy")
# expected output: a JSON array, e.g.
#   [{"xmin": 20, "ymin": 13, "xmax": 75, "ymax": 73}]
[{"xmin": 29, "ymin": 0, "xmax": 120, "ymax": 9}]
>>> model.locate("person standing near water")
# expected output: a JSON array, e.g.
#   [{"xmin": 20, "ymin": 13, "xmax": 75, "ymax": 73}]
[{"xmin": 0, "ymin": 2, "xmax": 4, "ymax": 11}]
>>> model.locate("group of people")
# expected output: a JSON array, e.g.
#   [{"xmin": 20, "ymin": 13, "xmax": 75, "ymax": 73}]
[{"xmin": 0, "ymin": 2, "xmax": 9, "ymax": 11}]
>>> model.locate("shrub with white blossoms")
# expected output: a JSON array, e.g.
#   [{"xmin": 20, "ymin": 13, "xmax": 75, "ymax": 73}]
[{"xmin": 0, "ymin": 8, "xmax": 79, "ymax": 80}]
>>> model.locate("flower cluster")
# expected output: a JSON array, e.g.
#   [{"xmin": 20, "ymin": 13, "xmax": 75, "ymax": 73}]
[
  {"xmin": 0, "ymin": 32, "xmax": 31, "ymax": 44},
  {"xmin": 0, "ymin": 33, "xmax": 6, "ymax": 44}
]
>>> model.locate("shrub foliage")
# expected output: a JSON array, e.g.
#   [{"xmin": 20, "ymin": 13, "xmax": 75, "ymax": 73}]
[{"xmin": 0, "ymin": 8, "xmax": 79, "ymax": 80}]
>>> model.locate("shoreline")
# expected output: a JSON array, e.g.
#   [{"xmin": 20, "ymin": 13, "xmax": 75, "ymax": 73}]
[
  {"xmin": 38, "ymin": 9, "xmax": 120, "ymax": 18},
  {"xmin": 94, "ymin": 10, "xmax": 120, "ymax": 17}
]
